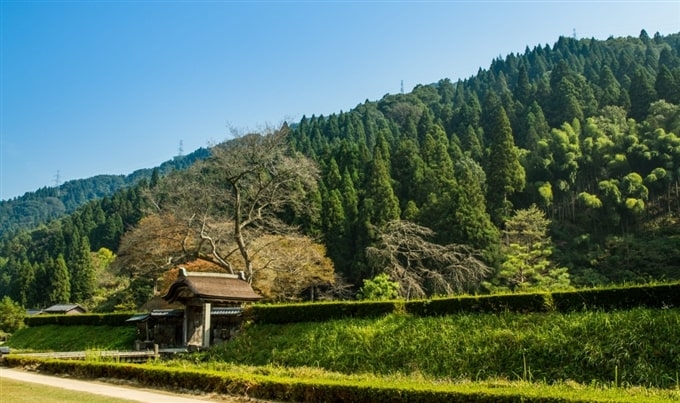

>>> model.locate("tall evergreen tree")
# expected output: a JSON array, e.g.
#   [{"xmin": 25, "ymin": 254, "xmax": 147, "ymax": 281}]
[
  {"xmin": 48, "ymin": 254, "xmax": 71, "ymax": 305},
  {"xmin": 68, "ymin": 236, "xmax": 96, "ymax": 303},
  {"xmin": 655, "ymin": 65, "xmax": 680, "ymax": 104},
  {"xmin": 486, "ymin": 106, "xmax": 526, "ymax": 226},
  {"xmin": 629, "ymin": 68, "xmax": 657, "ymax": 121},
  {"xmin": 362, "ymin": 147, "xmax": 401, "ymax": 228},
  {"xmin": 484, "ymin": 205, "xmax": 570, "ymax": 292}
]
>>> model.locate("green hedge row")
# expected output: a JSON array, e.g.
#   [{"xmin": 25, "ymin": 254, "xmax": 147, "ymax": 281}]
[
  {"xmin": 252, "ymin": 282, "xmax": 680, "ymax": 324},
  {"xmin": 405, "ymin": 292, "xmax": 552, "ymax": 317},
  {"xmin": 0, "ymin": 357, "xmax": 625, "ymax": 403},
  {"xmin": 251, "ymin": 300, "xmax": 402, "ymax": 324},
  {"xmin": 23, "ymin": 282, "xmax": 680, "ymax": 327},
  {"xmin": 24, "ymin": 312, "xmax": 135, "ymax": 327},
  {"xmin": 551, "ymin": 282, "xmax": 680, "ymax": 311}
]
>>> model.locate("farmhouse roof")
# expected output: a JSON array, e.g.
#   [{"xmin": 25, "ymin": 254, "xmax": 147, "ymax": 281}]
[
  {"xmin": 162, "ymin": 268, "xmax": 262, "ymax": 304},
  {"xmin": 43, "ymin": 304, "xmax": 86, "ymax": 314}
]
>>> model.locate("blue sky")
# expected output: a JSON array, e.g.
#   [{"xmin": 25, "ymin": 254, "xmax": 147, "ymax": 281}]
[{"xmin": 1, "ymin": 1, "xmax": 678, "ymax": 201}]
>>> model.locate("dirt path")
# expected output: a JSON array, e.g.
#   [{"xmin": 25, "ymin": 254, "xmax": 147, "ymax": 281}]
[{"xmin": 0, "ymin": 367, "xmax": 256, "ymax": 403}]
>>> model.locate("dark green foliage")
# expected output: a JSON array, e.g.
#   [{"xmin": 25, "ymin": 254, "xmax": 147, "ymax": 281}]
[
  {"xmin": 485, "ymin": 105, "xmax": 526, "ymax": 225},
  {"xmin": 0, "ymin": 147, "xmax": 209, "ymax": 235},
  {"xmin": 251, "ymin": 300, "xmax": 402, "ymax": 324},
  {"xmin": 3, "ymin": 33, "xmax": 680, "ymax": 307},
  {"xmin": 24, "ymin": 312, "xmax": 135, "ymax": 327},
  {"xmin": 551, "ymin": 282, "xmax": 680, "ymax": 312},
  {"xmin": 405, "ymin": 293, "xmax": 552, "ymax": 316},
  {"xmin": 252, "ymin": 282, "xmax": 680, "ymax": 322}
]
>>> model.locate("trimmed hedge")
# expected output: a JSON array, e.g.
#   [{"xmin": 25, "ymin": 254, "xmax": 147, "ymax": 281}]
[
  {"xmin": 552, "ymin": 282, "xmax": 680, "ymax": 312},
  {"xmin": 24, "ymin": 312, "xmax": 135, "ymax": 327},
  {"xmin": 250, "ymin": 300, "xmax": 402, "ymax": 324},
  {"xmin": 405, "ymin": 292, "xmax": 552, "ymax": 316},
  {"xmin": 252, "ymin": 282, "xmax": 680, "ymax": 324},
  {"xmin": 1, "ymin": 356, "xmax": 656, "ymax": 403},
  {"xmin": 22, "ymin": 283, "xmax": 680, "ymax": 328}
]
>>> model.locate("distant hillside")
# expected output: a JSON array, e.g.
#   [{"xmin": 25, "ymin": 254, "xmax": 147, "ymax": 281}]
[
  {"xmin": 2, "ymin": 31, "xmax": 680, "ymax": 312},
  {"xmin": 0, "ymin": 147, "xmax": 210, "ymax": 235}
]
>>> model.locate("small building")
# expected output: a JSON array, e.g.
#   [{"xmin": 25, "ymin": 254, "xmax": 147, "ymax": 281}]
[
  {"xmin": 42, "ymin": 304, "xmax": 86, "ymax": 315},
  {"xmin": 126, "ymin": 309, "xmax": 185, "ymax": 350},
  {"xmin": 26, "ymin": 308, "xmax": 44, "ymax": 316},
  {"xmin": 129, "ymin": 267, "xmax": 262, "ymax": 351}
]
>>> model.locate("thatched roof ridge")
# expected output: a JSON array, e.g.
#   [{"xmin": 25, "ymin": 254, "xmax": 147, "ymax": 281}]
[{"xmin": 162, "ymin": 267, "xmax": 262, "ymax": 304}]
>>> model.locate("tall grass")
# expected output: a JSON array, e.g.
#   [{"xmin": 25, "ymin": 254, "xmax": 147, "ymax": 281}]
[{"xmin": 204, "ymin": 308, "xmax": 680, "ymax": 388}]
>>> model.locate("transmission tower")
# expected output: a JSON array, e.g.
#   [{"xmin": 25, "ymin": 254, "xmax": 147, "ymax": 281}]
[
  {"xmin": 178, "ymin": 140, "xmax": 184, "ymax": 157},
  {"xmin": 54, "ymin": 170, "xmax": 61, "ymax": 196}
]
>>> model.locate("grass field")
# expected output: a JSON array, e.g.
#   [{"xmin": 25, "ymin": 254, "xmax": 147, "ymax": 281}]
[{"xmin": 0, "ymin": 378, "xmax": 136, "ymax": 403}]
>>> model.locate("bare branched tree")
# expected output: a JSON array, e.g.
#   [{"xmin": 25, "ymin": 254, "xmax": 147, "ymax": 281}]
[
  {"xmin": 366, "ymin": 220, "xmax": 490, "ymax": 299},
  {"xmin": 123, "ymin": 125, "xmax": 320, "ymax": 285}
]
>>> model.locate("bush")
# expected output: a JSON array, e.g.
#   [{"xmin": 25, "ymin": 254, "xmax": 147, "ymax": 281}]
[
  {"xmin": 0, "ymin": 296, "xmax": 25, "ymax": 334},
  {"xmin": 356, "ymin": 274, "xmax": 399, "ymax": 301}
]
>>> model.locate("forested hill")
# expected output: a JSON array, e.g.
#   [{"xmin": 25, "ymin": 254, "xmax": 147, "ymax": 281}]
[
  {"xmin": 1, "ymin": 30, "xmax": 680, "ymax": 311},
  {"xmin": 0, "ymin": 147, "xmax": 210, "ymax": 235},
  {"xmin": 288, "ymin": 30, "xmax": 680, "ymax": 286}
]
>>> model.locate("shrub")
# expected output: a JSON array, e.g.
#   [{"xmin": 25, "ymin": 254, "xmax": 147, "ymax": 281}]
[{"xmin": 0, "ymin": 296, "xmax": 25, "ymax": 334}]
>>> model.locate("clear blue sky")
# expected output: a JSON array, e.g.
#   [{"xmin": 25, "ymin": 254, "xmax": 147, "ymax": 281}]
[{"xmin": 1, "ymin": 1, "xmax": 678, "ymax": 201}]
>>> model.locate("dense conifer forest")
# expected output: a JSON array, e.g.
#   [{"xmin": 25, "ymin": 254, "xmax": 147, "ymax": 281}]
[{"xmin": 1, "ymin": 30, "xmax": 680, "ymax": 310}]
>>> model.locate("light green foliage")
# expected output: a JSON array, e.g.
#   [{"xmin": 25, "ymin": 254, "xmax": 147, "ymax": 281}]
[
  {"xmin": 486, "ymin": 205, "xmax": 570, "ymax": 292},
  {"xmin": 537, "ymin": 182, "xmax": 553, "ymax": 207},
  {"xmin": 0, "ymin": 296, "xmax": 25, "ymax": 334},
  {"xmin": 356, "ymin": 273, "xmax": 399, "ymax": 301},
  {"xmin": 577, "ymin": 192, "xmax": 602, "ymax": 208}
]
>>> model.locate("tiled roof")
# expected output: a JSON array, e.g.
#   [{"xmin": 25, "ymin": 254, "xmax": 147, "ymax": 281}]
[
  {"xmin": 43, "ymin": 304, "xmax": 86, "ymax": 313},
  {"xmin": 126, "ymin": 309, "xmax": 184, "ymax": 322},
  {"xmin": 163, "ymin": 269, "xmax": 262, "ymax": 304},
  {"xmin": 126, "ymin": 307, "xmax": 243, "ymax": 323},
  {"xmin": 212, "ymin": 307, "xmax": 243, "ymax": 316}
]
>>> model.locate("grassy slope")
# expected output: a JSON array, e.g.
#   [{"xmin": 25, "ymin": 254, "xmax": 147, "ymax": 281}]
[
  {"xmin": 6, "ymin": 309, "xmax": 680, "ymax": 401},
  {"xmin": 6, "ymin": 325, "xmax": 136, "ymax": 352},
  {"xmin": 201, "ymin": 308, "xmax": 680, "ymax": 389}
]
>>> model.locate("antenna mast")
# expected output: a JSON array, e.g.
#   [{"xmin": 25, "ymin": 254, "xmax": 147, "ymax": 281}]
[
  {"xmin": 54, "ymin": 170, "xmax": 61, "ymax": 196},
  {"xmin": 178, "ymin": 140, "xmax": 184, "ymax": 157}
]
